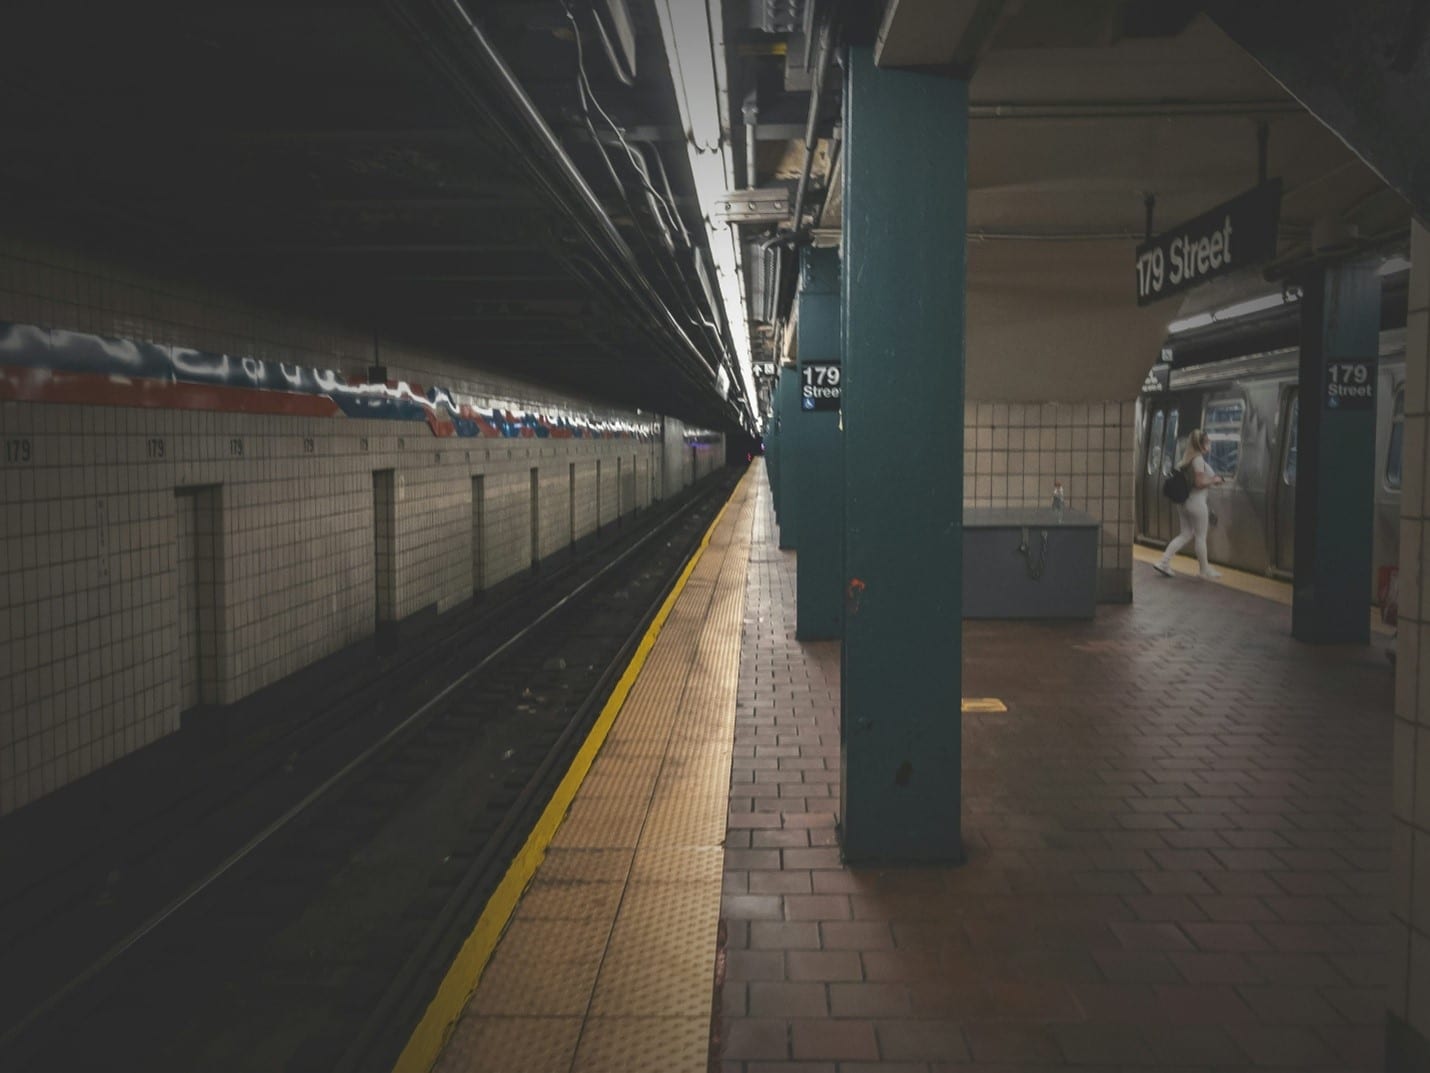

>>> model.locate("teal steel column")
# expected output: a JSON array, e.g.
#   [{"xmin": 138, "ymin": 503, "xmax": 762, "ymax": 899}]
[
  {"xmin": 777, "ymin": 364, "xmax": 802, "ymax": 550},
  {"xmin": 1292, "ymin": 261, "xmax": 1381, "ymax": 643},
  {"xmin": 795, "ymin": 246, "xmax": 843, "ymax": 640},
  {"xmin": 840, "ymin": 48, "xmax": 966, "ymax": 863},
  {"xmin": 767, "ymin": 379, "xmax": 782, "ymax": 510}
]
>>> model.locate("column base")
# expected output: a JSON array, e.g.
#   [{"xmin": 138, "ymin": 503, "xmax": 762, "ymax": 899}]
[
  {"xmin": 1387, "ymin": 1012, "xmax": 1430, "ymax": 1071},
  {"xmin": 839, "ymin": 824, "xmax": 966, "ymax": 868}
]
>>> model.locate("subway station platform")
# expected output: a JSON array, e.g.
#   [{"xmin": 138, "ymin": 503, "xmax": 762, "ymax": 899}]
[{"xmin": 428, "ymin": 463, "xmax": 1394, "ymax": 1072}]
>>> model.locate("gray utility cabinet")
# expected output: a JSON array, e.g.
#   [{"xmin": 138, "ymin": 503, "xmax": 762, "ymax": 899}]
[{"xmin": 962, "ymin": 507, "xmax": 1099, "ymax": 619}]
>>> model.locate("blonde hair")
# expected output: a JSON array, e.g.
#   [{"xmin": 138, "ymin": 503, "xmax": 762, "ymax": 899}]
[{"xmin": 1179, "ymin": 428, "xmax": 1209, "ymax": 468}]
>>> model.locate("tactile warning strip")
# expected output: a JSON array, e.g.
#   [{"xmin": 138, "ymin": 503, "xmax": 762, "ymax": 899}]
[
  {"xmin": 434, "ymin": 1016, "xmax": 581, "ymax": 1073},
  {"xmin": 432, "ymin": 474, "xmax": 756, "ymax": 1073},
  {"xmin": 569, "ymin": 1015, "xmax": 710, "ymax": 1073}
]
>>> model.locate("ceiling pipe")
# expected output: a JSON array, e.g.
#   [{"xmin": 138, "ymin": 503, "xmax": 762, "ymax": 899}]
[
  {"xmin": 742, "ymin": 88, "xmax": 759, "ymax": 189},
  {"xmin": 386, "ymin": 0, "xmax": 722, "ymax": 397},
  {"xmin": 706, "ymin": 0, "xmax": 758, "ymax": 430},
  {"xmin": 790, "ymin": 6, "xmax": 834, "ymax": 234},
  {"xmin": 653, "ymin": 0, "xmax": 760, "ymax": 430},
  {"xmin": 591, "ymin": 0, "xmax": 637, "ymax": 86}
]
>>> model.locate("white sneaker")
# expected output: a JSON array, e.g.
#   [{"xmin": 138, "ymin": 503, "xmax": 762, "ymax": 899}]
[
  {"xmin": 1153, "ymin": 562, "xmax": 1174, "ymax": 578},
  {"xmin": 1199, "ymin": 568, "xmax": 1223, "ymax": 580}
]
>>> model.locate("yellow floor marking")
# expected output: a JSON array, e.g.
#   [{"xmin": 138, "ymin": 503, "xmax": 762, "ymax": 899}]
[
  {"xmin": 961, "ymin": 698, "xmax": 1007, "ymax": 713},
  {"xmin": 392, "ymin": 479, "xmax": 747, "ymax": 1073},
  {"xmin": 1132, "ymin": 543, "xmax": 1394, "ymax": 636}
]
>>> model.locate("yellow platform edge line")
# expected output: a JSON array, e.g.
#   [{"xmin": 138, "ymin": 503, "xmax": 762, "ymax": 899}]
[
  {"xmin": 961, "ymin": 698, "xmax": 1007, "ymax": 713},
  {"xmin": 1131, "ymin": 543, "xmax": 1292, "ymax": 605},
  {"xmin": 392, "ymin": 474, "xmax": 748, "ymax": 1073},
  {"xmin": 1131, "ymin": 542, "xmax": 1395, "ymax": 635}
]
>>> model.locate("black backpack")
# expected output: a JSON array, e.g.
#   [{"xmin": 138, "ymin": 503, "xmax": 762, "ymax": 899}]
[{"xmin": 1162, "ymin": 466, "xmax": 1190, "ymax": 504}]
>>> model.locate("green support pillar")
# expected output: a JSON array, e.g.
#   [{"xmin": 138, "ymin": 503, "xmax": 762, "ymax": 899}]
[
  {"xmin": 777, "ymin": 364, "xmax": 802, "ymax": 550},
  {"xmin": 840, "ymin": 48, "xmax": 966, "ymax": 863},
  {"xmin": 767, "ymin": 379, "xmax": 782, "ymax": 510},
  {"xmin": 794, "ymin": 246, "xmax": 843, "ymax": 640},
  {"xmin": 1292, "ymin": 260, "xmax": 1381, "ymax": 643}
]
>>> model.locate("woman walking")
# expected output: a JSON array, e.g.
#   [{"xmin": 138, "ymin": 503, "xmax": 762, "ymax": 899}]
[{"xmin": 1155, "ymin": 428, "xmax": 1223, "ymax": 579}]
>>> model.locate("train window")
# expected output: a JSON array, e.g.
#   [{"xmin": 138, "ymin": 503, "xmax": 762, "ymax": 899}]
[
  {"xmin": 1146, "ymin": 410, "xmax": 1165, "ymax": 475},
  {"xmin": 1203, "ymin": 397, "xmax": 1245, "ymax": 478},
  {"xmin": 1162, "ymin": 409, "xmax": 1179, "ymax": 476},
  {"xmin": 1283, "ymin": 394, "xmax": 1298, "ymax": 486},
  {"xmin": 1387, "ymin": 386, "xmax": 1405, "ymax": 489}
]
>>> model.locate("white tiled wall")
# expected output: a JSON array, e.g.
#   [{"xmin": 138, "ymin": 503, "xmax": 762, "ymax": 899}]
[
  {"xmin": 662, "ymin": 419, "xmax": 723, "ymax": 495},
  {"xmin": 1391, "ymin": 220, "xmax": 1430, "ymax": 1055},
  {"xmin": 962, "ymin": 400, "xmax": 1137, "ymax": 602},
  {"xmin": 374, "ymin": 470, "xmax": 398, "ymax": 624},
  {"xmin": 175, "ymin": 485, "xmax": 221, "ymax": 709},
  {"xmin": 0, "ymin": 236, "xmax": 723, "ymax": 816}
]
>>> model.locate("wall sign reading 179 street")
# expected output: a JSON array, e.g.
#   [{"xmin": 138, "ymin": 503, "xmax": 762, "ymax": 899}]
[
  {"xmin": 800, "ymin": 361, "xmax": 840, "ymax": 411},
  {"xmin": 1135, "ymin": 181, "xmax": 1282, "ymax": 306}
]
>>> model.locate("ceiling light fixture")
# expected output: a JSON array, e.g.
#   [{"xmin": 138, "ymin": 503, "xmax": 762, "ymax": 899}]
[
  {"xmin": 1377, "ymin": 255, "xmax": 1412, "ymax": 277},
  {"xmin": 653, "ymin": 0, "xmax": 756, "ymax": 423},
  {"xmin": 1167, "ymin": 288, "xmax": 1300, "ymax": 335}
]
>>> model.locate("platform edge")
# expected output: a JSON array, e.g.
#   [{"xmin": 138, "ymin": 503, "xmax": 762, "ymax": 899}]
[{"xmin": 392, "ymin": 478, "xmax": 746, "ymax": 1073}]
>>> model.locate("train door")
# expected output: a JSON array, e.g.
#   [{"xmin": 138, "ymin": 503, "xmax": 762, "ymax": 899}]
[
  {"xmin": 1139, "ymin": 407, "xmax": 1164, "ymax": 536},
  {"xmin": 1272, "ymin": 390, "xmax": 1297, "ymax": 574},
  {"xmin": 1201, "ymin": 392, "xmax": 1250, "ymax": 568},
  {"xmin": 1374, "ymin": 378, "xmax": 1405, "ymax": 601},
  {"xmin": 1158, "ymin": 406, "xmax": 1180, "ymax": 542},
  {"xmin": 1139, "ymin": 401, "xmax": 1180, "ymax": 543}
]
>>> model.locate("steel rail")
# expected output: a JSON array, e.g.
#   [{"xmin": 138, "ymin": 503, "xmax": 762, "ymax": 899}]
[{"xmin": 336, "ymin": 474, "xmax": 736, "ymax": 1070}]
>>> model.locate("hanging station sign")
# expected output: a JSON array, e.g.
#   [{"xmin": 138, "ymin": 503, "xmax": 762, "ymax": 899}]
[
  {"xmin": 799, "ymin": 361, "xmax": 841, "ymax": 411},
  {"xmin": 1135, "ymin": 180, "xmax": 1282, "ymax": 306}
]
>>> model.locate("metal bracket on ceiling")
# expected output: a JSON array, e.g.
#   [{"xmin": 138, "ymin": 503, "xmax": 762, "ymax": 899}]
[{"xmin": 713, "ymin": 187, "xmax": 794, "ymax": 223}]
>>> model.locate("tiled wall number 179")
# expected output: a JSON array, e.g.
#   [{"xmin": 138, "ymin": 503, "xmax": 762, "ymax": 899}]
[
  {"xmin": 145, "ymin": 438, "xmax": 165, "ymax": 459},
  {"xmin": 4, "ymin": 438, "xmax": 31, "ymax": 463}
]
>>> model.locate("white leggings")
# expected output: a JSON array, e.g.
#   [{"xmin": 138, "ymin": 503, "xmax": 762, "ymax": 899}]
[{"xmin": 1160, "ymin": 495, "xmax": 1210, "ymax": 572}]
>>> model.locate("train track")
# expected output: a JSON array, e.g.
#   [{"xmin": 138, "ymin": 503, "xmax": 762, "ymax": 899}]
[{"xmin": 0, "ymin": 470, "xmax": 740, "ymax": 1072}]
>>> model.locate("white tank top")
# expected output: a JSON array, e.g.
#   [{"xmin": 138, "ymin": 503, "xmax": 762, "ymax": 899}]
[{"xmin": 1187, "ymin": 455, "xmax": 1212, "ymax": 504}]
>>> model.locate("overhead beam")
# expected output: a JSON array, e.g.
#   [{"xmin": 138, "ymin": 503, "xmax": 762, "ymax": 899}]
[
  {"xmin": 0, "ymin": 124, "xmax": 489, "ymax": 146},
  {"xmin": 301, "ymin": 195, "xmax": 540, "ymax": 208},
  {"xmin": 202, "ymin": 243, "xmax": 534, "ymax": 255},
  {"xmin": 25, "ymin": 195, "xmax": 545, "ymax": 215},
  {"xmin": 875, "ymin": 0, "xmax": 1008, "ymax": 73},
  {"xmin": 967, "ymin": 98, "xmax": 1304, "ymax": 120}
]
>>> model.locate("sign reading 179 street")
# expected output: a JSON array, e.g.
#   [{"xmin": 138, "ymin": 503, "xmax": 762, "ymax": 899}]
[
  {"xmin": 1135, "ymin": 181, "xmax": 1282, "ymax": 306},
  {"xmin": 800, "ymin": 361, "xmax": 840, "ymax": 411},
  {"xmin": 1325, "ymin": 358, "xmax": 1376, "ymax": 411}
]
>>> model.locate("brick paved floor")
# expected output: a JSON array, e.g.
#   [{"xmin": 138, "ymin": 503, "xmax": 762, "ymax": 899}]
[{"xmin": 717, "ymin": 473, "xmax": 1392, "ymax": 1072}]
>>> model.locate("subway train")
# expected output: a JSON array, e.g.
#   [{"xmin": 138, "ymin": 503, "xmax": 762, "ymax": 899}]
[{"xmin": 1134, "ymin": 327, "xmax": 1406, "ymax": 598}]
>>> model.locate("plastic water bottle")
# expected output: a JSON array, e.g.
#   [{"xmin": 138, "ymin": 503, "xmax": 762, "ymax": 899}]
[{"xmin": 1051, "ymin": 480, "xmax": 1065, "ymax": 521}]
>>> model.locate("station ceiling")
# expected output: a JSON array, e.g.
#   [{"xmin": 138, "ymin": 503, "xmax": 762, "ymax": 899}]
[
  {"xmin": 873, "ymin": 0, "xmax": 1415, "ymax": 400},
  {"xmin": 0, "ymin": 1, "xmax": 752, "ymax": 432},
  {"xmin": 0, "ymin": 1, "xmax": 1420, "ymax": 420}
]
